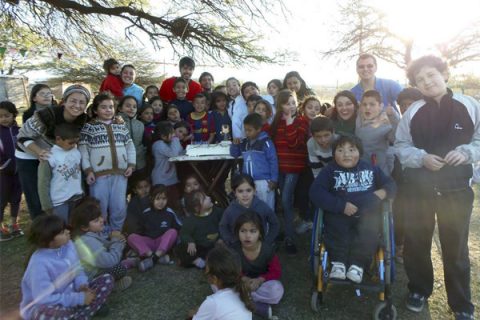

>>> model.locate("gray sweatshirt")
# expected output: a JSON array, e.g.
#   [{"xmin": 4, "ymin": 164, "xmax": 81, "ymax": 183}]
[{"xmin": 151, "ymin": 136, "xmax": 184, "ymax": 186}]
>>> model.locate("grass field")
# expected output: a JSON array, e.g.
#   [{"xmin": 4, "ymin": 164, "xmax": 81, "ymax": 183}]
[{"xmin": 0, "ymin": 187, "xmax": 478, "ymax": 320}]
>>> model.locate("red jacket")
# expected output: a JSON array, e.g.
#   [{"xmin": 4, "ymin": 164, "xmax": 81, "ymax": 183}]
[
  {"xmin": 272, "ymin": 116, "xmax": 308, "ymax": 173},
  {"xmin": 158, "ymin": 77, "xmax": 202, "ymax": 102},
  {"xmin": 99, "ymin": 74, "xmax": 124, "ymax": 98}
]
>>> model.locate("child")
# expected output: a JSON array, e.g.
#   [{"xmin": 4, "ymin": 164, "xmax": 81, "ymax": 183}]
[
  {"xmin": 175, "ymin": 190, "xmax": 223, "ymax": 268},
  {"xmin": 138, "ymin": 104, "xmax": 156, "ymax": 144},
  {"xmin": 180, "ymin": 174, "xmax": 202, "ymax": 216},
  {"xmin": 230, "ymin": 113, "xmax": 278, "ymax": 210},
  {"xmin": 149, "ymin": 96, "xmax": 165, "ymax": 123},
  {"xmin": 307, "ymin": 116, "xmax": 335, "ymax": 179},
  {"xmin": 267, "ymin": 79, "xmax": 282, "ymax": 98},
  {"xmin": 253, "ymin": 99, "xmax": 273, "ymax": 131},
  {"xmin": 187, "ymin": 93, "xmax": 216, "ymax": 144},
  {"xmin": 219, "ymin": 174, "xmax": 280, "ymax": 247},
  {"xmin": 151, "ymin": 121, "xmax": 184, "ymax": 211},
  {"xmin": 210, "ymin": 91, "xmax": 232, "ymax": 143},
  {"xmin": 0, "ymin": 101, "xmax": 23, "ymax": 241},
  {"xmin": 233, "ymin": 211, "xmax": 284, "ymax": 319},
  {"xmin": 355, "ymin": 90, "xmax": 399, "ymax": 175},
  {"xmin": 396, "ymin": 87, "xmax": 423, "ymax": 114},
  {"xmin": 395, "ymin": 55, "xmax": 480, "ymax": 318},
  {"xmin": 79, "ymin": 93, "xmax": 136, "ymax": 232},
  {"xmin": 189, "ymin": 246, "xmax": 253, "ymax": 319},
  {"xmin": 121, "ymin": 64, "xmax": 144, "ymax": 106},
  {"xmin": 20, "ymin": 215, "xmax": 114, "ymax": 319},
  {"xmin": 22, "ymin": 84, "xmax": 53, "ymax": 123},
  {"xmin": 143, "ymin": 85, "xmax": 159, "ymax": 106},
  {"xmin": 296, "ymin": 116, "xmax": 336, "ymax": 235},
  {"xmin": 99, "ymin": 58, "xmax": 123, "ymax": 99},
  {"xmin": 170, "ymin": 78, "xmax": 194, "ymax": 120},
  {"xmin": 174, "ymin": 120, "xmax": 193, "ymax": 149},
  {"xmin": 247, "ymin": 95, "xmax": 263, "ymax": 114},
  {"xmin": 127, "ymin": 185, "xmax": 180, "ymax": 271},
  {"xmin": 38, "ymin": 123, "xmax": 84, "ymax": 223},
  {"xmin": 166, "ymin": 104, "xmax": 182, "ymax": 126},
  {"xmin": 124, "ymin": 175, "xmax": 151, "ymax": 235},
  {"xmin": 270, "ymin": 89, "xmax": 309, "ymax": 255},
  {"xmin": 283, "ymin": 71, "xmax": 315, "ymax": 103},
  {"xmin": 117, "ymin": 95, "xmax": 146, "ymax": 171},
  {"xmin": 309, "ymin": 135, "xmax": 396, "ymax": 283},
  {"xmin": 71, "ymin": 197, "xmax": 132, "ymax": 291},
  {"xmin": 300, "ymin": 96, "xmax": 322, "ymax": 123}
]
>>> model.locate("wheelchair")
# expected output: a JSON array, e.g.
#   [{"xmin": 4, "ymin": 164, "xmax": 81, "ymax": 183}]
[{"xmin": 309, "ymin": 201, "xmax": 397, "ymax": 320}]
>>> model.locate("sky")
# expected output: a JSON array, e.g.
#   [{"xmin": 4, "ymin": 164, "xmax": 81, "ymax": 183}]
[{"xmin": 24, "ymin": 0, "xmax": 480, "ymax": 88}]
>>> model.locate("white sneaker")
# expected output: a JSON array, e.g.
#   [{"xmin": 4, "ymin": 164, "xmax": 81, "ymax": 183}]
[
  {"xmin": 346, "ymin": 264, "xmax": 363, "ymax": 283},
  {"xmin": 295, "ymin": 220, "xmax": 313, "ymax": 234},
  {"xmin": 329, "ymin": 262, "xmax": 346, "ymax": 280}
]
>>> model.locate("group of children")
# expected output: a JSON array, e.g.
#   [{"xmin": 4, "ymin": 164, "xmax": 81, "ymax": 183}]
[{"xmin": 1, "ymin": 54, "xmax": 478, "ymax": 319}]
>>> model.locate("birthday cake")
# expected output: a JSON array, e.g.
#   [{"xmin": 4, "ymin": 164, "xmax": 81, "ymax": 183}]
[{"xmin": 186, "ymin": 141, "xmax": 232, "ymax": 157}]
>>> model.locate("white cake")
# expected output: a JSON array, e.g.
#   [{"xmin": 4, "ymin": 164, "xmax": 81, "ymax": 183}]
[{"xmin": 186, "ymin": 141, "xmax": 232, "ymax": 157}]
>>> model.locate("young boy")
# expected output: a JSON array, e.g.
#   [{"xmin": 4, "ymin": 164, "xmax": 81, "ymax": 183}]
[
  {"xmin": 356, "ymin": 90, "xmax": 399, "ymax": 175},
  {"xmin": 170, "ymin": 78, "xmax": 194, "ymax": 120},
  {"xmin": 187, "ymin": 93, "xmax": 215, "ymax": 144},
  {"xmin": 395, "ymin": 55, "xmax": 480, "ymax": 319},
  {"xmin": 396, "ymin": 87, "xmax": 423, "ymax": 114},
  {"xmin": 38, "ymin": 123, "xmax": 84, "ymax": 223},
  {"xmin": 124, "ymin": 175, "xmax": 151, "ymax": 235},
  {"xmin": 159, "ymin": 57, "xmax": 202, "ymax": 102},
  {"xmin": 99, "ymin": 58, "xmax": 123, "ymax": 99},
  {"xmin": 230, "ymin": 113, "xmax": 278, "ymax": 210},
  {"xmin": 307, "ymin": 116, "xmax": 336, "ymax": 178},
  {"xmin": 309, "ymin": 135, "xmax": 396, "ymax": 283}
]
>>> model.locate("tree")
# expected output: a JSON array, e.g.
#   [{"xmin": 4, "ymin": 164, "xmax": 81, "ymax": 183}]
[
  {"xmin": 321, "ymin": 0, "xmax": 480, "ymax": 70},
  {"xmin": 2, "ymin": 0, "xmax": 285, "ymax": 66}
]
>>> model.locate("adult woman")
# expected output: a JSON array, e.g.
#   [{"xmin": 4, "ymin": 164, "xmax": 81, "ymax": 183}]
[
  {"xmin": 282, "ymin": 71, "xmax": 315, "ymax": 103},
  {"xmin": 329, "ymin": 90, "xmax": 359, "ymax": 135},
  {"xmin": 15, "ymin": 84, "xmax": 90, "ymax": 219}
]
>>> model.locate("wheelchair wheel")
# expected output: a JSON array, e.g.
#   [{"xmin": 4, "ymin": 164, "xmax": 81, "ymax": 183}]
[
  {"xmin": 373, "ymin": 302, "xmax": 397, "ymax": 320},
  {"xmin": 311, "ymin": 290, "xmax": 323, "ymax": 312},
  {"xmin": 310, "ymin": 208, "xmax": 324, "ymax": 276},
  {"xmin": 382, "ymin": 201, "xmax": 393, "ymax": 285}
]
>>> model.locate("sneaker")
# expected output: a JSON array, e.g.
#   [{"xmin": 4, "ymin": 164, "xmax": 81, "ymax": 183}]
[
  {"xmin": 295, "ymin": 220, "xmax": 313, "ymax": 234},
  {"xmin": 0, "ymin": 226, "xmax": 12, "ymax": 242},
  {"xmin": 114, "ymin": 276, "xmax": 132, "ymax": 291},
  {"xmin": 254, "ymin": 302, "xmax": 272, "ymax": 319},
  {"xmin": 284, "ymin": 238, "xmax": 297, "ymax": 256},
  {"xmin": 193, "ymin": 257, "xmax": 206, "ymax": 269},
  {"xmin": 121, "ymin": 257, "xmax": 139, "ymax": 269},
  {"xmin": 405, "ymin": 292, "xmax": 426, "ymax": 313},
  {"xmin": 329, "ymin": 262, "xmax": 346, "ymax": 280},
  {"xmin": 346, "ymin": 264, "xmax": 363, "ymax": 283},
  {"xmin": 454, "ymin": 312, "xmax": 475, "ymax": 320},
  {"xmin": 157, "ymin": 254, "xmax": 174, "ymax": 265},
  {"xmin": 11, "ymin": 223, "xmax": 24, "ymax": 237},
  {"xmin": 138, "ymin": 257, "xmax": 154, "ymax": 272}
]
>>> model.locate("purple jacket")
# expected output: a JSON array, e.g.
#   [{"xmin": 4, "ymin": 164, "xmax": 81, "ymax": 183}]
[{"xmin": 0, "ymin": 124, "xmax": 19, "ymax": 175}]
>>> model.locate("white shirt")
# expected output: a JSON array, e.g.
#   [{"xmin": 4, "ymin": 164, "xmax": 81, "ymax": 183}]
[
  {"xmin": 193, "ymin": 288, "xmax": 252, "ymax": 320},
  {"xmin": 47, "ymin": 145, "xmax": 83, "ymax": 206}
]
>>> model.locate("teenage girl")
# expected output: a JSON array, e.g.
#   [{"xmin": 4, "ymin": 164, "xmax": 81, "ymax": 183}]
[
  {"xmin": 219, "ymin": 174, "xmax": 279, "ymax": 247},
  {"xmin": 0, "ymin": 101, "xmax": 23, "ymax": 241},
  {"xmin": 78, "ymin": 93, "xmax": 136, "ymax": 232},
  {"xmin": 127, "ymin": 185, "xmax": 180, "ymax": 272},
  {"xmin": 117, "ymin": 95, "xmax": 146, "ymax": 171},
  {"xmin": 189, "ymin": 246, "xmax": 253, "ymax": 320},
  {"xmin": 20, "ymin": 215, "xmax": 114, "ymax": 319},
  {"xmin": 175, "ymin": 190, "xmax": 223, "ymax": 268},
  {"xmin": 329, "ymin": 90, "xmax": 359, "ymax": 135},
  {"xmin": 282, "ymin": 71, "xmax": 315, "ymax": 103},
  {"xmin": 71, "ymin": 197, "xmax": 132, "ymax": 291},
  {"xmin": 234, "ymin": 211, "xmax": 284, "ymax": 319},
  {"xmin": 270, "ymin": 89, "xmax": 309, "ymax": 255}
]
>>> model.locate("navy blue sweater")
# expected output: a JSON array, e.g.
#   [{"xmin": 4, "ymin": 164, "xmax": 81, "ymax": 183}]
[{"xmin": 309, "ymin": 160, "xmax": 396, "ymax": 215}]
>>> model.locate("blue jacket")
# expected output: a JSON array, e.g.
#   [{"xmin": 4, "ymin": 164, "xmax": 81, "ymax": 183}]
[
  {"xmin": 230, "ymin": 131, "xmax": 278, "ymax": 182},
  {"xmin": 309, "ymin": 159, "xmax": 396, "ymax": 216}
]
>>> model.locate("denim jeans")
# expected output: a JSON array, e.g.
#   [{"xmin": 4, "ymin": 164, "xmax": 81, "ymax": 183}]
[
  {"xmin": 278, "ymin": 172, "xmax": 299, "ymax": 239},
  {"xmin": 89, "ymin": 175, "xmax": 127, "ymax": 231},
  {"xmin": 16, "ymin": 158, "xmax": 43, "ymax": 219}
]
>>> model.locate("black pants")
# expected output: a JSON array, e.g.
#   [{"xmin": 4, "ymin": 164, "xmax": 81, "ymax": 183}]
[
  {"xmin": 392, "ymin": 182, "xmax": 408, "ymax": 246},
  {"xmin": 16, "ymin": 158, "xmax": 43, "ymax": 219},
  {"xmin": 0, "ymin": 172, "xmax": 21, "ymax": 222},
  {"xmin": 294, "ymin": 168, "xmax": 314, "ymax": 221},
  {"xmin": 324, "ymin": 209, "xmax": 381, "ymax": 268},
  {"xmin": 174, "ymin": 242, "xmax": 213, "ymax": 267},
  {"xmin": 403, "ymin": 186, "xmax": 474, "ymax": 314}
]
